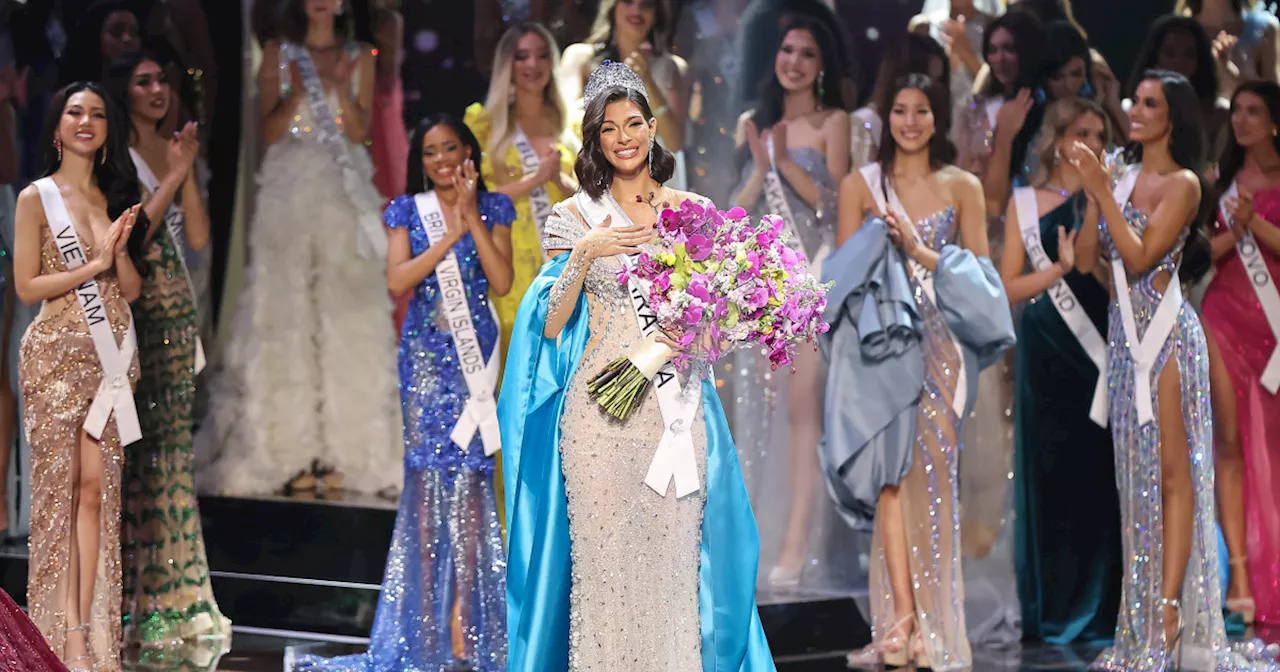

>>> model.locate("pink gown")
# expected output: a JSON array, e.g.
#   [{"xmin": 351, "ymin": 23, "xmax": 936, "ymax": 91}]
[
  {"xmin": 368, "ymin": 72, "xmax": 412, "ymax": 335},
  {"xmin": 1201, "ymin": 186, "xmax": 1280, "ymax": 625}
]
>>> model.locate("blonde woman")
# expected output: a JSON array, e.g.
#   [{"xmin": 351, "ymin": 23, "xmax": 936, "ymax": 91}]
[
  {"xmin": 465, "ymin": 22, "xmax": 578, "ymax": 356},
  {"xmin": 560, "ymin": 0, "xmax": 689, "ymax": 186}
]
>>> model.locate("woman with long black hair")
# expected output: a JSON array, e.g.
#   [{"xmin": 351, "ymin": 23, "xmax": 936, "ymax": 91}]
[
  {"xmin": 1073, "ymin": 68, "xmax": 1274, "ymax": 670},
  {"xmin": 13, "ymin": 81, "xmax": 147, "ymax": 672},
  {"xmin": 729, "ymin": 12, "xmax": 850, "ymax": 593},
  {"xmin": 296, "ymin": 114, "xmax": 514, "ymax": 672}
]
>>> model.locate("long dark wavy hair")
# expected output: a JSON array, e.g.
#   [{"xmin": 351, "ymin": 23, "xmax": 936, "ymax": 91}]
[
  {"xmin": 104, "ymin": 50, "xmax": 169, "ymax": 140},
  {"xmin": 1011, "ymin": 0, "xmax": 1086, "ymax": 37},
  {"xmin": 406, "ymin": 113, "xmax": 489, "ymax": 195},
  {"xmin": 876, "ymin": 74, "xmax": 955, "ymax": 199},
  {"xmin": 1128, "ymin": 69, "xmax": 1213, "ymax": 283},
  {"xmin": 751, "ymin": 14, "xmax": 847, "ymax": 131},
  {"xmin": 735, "ymin": 0, "xmax": 854, "ymax": 116},
  {"xmin": 586, "ymin": 0, "xmax": 673, "ymax": 67},
  {"xmin": 866, "ymin": 33, "xmax": 949, "ymax": 122},
  {"xmin": 1128, "ymin": 15, "xmax": 1218, "ymax": 108},
  {"xmin": 575, "ymin": 86, "xmax": 676, "ymax": 199},
  {"xmin": 1215, "ymin": 80, "xmax": 1280, "ymax": 192},
  {"xmin": 981, "ymin": 11, "xmax": 1044, "ymax": 182},
  {"xmin": 58, "ymin": 0, "xmax": 140, "ymax": 86},
  {"xmin": 39, "ymin": 82, "xmax": 150, "ymax": 272}
]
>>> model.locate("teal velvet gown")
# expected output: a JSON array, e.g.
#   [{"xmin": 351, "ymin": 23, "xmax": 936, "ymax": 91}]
[{"xmin": 1012, "ymin": 193, "xmax": 1122, "ymax": 643}]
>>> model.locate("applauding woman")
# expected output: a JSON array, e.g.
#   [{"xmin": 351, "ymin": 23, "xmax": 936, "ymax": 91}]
[
  {"xmin": 14, "ymin": 81, "xmax": 146, "ymax": 672},
  {"xmin": 298, "ymin": 114, "xmax": 514, "ymax": 671}
]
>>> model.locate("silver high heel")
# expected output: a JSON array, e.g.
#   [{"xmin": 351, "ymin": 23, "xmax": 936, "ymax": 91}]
[
  {"xmin": 1160, "ymin": 597, "xmax": 1184, "ymax": 671},
  {"xmin": 65, "ymin": 623, "xmax": 91, "ymax": 672}
]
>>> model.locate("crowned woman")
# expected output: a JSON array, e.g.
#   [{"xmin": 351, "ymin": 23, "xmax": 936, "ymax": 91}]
[{"xmin": 498, "ymin": 61, "xmax": 776, "ymax": 671}]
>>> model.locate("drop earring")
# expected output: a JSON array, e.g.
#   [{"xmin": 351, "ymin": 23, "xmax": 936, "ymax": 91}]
[
  {"xmin": 647, "ymin": 137, "xmax": 655, "ymax": 176},
  {"xmin": 99, "ymin": 147, "xmax": 106, "ymax": 165},
  {"xmin": 54, "ymin": 137, "xmax": 62, "ymax": 162},
  {"xmin": 816, "ymin": 70, "xmax": 825, "ymax": 103}
]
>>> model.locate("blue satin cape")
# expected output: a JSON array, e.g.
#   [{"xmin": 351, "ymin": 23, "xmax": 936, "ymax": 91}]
[{"xmin": 498, "ymin": 252, "xmax": 777, "ymax": 671}]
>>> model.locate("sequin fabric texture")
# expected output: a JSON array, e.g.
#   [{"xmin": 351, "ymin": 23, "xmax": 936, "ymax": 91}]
[
  {"xmin": 856, "ymin": 207, "xmax": 973, "ymax": 672},
  {"xmin": 123, "ymin": 223, "xmax": 231, "ymax": 667},
  {"xmin": 1089, "ymin": 203, "xmax": 1274, "ymax": 672},
  {"xmin": 542, "ymin": 198, "xmax": 707, "ymax": 671},
  {"xmin": 19, "ymin": 221, "xmax": 139, "ymax": 672},
  {"xmin": 295, "ymin": 192, "xmax": 513, "ymax": 672}
]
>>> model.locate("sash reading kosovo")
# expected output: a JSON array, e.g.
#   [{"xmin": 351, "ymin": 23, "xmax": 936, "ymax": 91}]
[{"xmin": 1221, "ymin": 180, "xmax": 1280, "ymax": 394}]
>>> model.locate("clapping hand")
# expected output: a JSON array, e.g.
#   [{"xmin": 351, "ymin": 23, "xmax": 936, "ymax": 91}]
[
  {"xmin": 167, "ymin": 121, "xmax": 200, "ymax": 178},
  {"xmin": 1227, "ymin": 185, "xmax": 1255, "ymax": 239},
  {"xmin": 624, "ymin": 43, "xmax": 654, "ymax": 85},
  {"xmin": 1056, "ymin": 226, "xmax": 1079, "ymax": 274},
  {"xmin": 452, "ymin": 160, "xmax": 480, "ymax": 212},
  {"xmin": 995, "ymin": 89, "xmax": 1034, "ymax": 141},
  {"xmin": 744, "ymin": 120, "xmax": 771, "ymax": 174},
  {"xmin": 96, "ymin": 205, "xmax": 141, "ymax": 272},
  {"xmin": 1066, "ymin": 141, "xmax": 1110, "ymax": 197}
]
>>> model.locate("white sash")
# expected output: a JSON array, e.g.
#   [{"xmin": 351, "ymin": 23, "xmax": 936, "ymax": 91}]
[
  {"xmin": 858, "ymin": 163, "xmax": 967, "ymax": 416},
  {"xmin": 1014, "ymin": 187, "xmax": 1108, "ymax": 425},
  {"xmin": 414, "ymin": 192, "xmax": 503, "ymax": 456},
  {"xmin": 1110, "ymin": 166, "xmax": 1185, "ymax": 424},
  {"xmin": 283, "ymin": 43, "xmax": 387, "ymax": 259},
  {"xmin": 512, "ymin": 126, "xmax": 554, "ymax": 239},
  {"xmin": 33, "ymin": 178, "xmax": 141, "ymax": 446},
  {"xmin": 765, "ymin": 135, "xmax": 830, "ymax": 273},
  {"xmin": 574, "ymin": 191, "xmax": 702, "ymax": 498},
  {"xmin": 1219, "ymin": 180, "xmax": 1280, "ymax": 394},
  {"xmin": 984, "ymin": 98, "xmax": 1002, "ymax": 131},
  {"xmin": 128, "ymin": 148, "xmax": 206, "ymax": 374}
]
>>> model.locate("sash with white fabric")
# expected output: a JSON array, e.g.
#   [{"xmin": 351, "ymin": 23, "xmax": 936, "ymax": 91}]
[
  {"xmin": 34, "ymin": 178, "xmax": 142, "ymax": 446},
  {"xmin": 858, "ymin": 163, "xmax": 967, "ymax": 416},
  {"xmin": 128, "ymin": 148, "xmax": 206, "ymax": 374},
  {"xmin": 1110, "ymin": 166, "xmax": 1185, "ymax": 424},
  {"xmin": 282, "ymin": 43, "xmax": 387, "ymax": 259},
  {"xmin": 574, "ymin": 191, "xmax": 702, "ymax": 498},
  {"xmin": 414, "ymin": 192, "xmax": 503, "ymax": 455},
  {"xmin": 764, "ymin": 134, "xmax": 822, "ymax": 264},
  {"xmin": 984, "ymin": 98, "xmax": 1002, "ymax": 132},
  {"xmin": 1219, "ymin": 180, "xmax": 1280, "ymax": 394},
  {"xmin": 512, "ymin": 126, "xmax": 554, "ymax": 238},
  {"xmin": 1014, "ymin": 187, "xmax": 1108, "ymax": 425}
]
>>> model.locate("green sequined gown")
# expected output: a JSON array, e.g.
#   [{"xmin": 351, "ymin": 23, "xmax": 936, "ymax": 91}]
[{"xmin": 122, "ymin": 223, "xmax": 231, "ymax": 667}]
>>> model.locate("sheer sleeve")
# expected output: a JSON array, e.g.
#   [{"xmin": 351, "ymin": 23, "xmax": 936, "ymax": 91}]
[{"xmin": 383, "ymin": 194, "xmax": 416, "ymax": 229}]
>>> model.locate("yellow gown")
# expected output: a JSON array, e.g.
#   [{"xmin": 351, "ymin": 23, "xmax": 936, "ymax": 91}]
[{"xmin": 463, "ymin": 103, "xmax": 576, "ymax": 357}]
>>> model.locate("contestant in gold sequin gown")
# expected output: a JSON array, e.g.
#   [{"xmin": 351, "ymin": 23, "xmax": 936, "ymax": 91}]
[{"xmin": 17, "ymin": 189, "xmax": 140, "ymax": 670}]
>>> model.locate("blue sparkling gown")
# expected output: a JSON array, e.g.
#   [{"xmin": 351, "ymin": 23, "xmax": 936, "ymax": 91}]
[
  {"xmin": 296, "ymin": 191, "xmax": 515, "ymax": 672},
  {"xmin": 1090, "ymin": 203, "xmax": 1275, "ymax": 672}
]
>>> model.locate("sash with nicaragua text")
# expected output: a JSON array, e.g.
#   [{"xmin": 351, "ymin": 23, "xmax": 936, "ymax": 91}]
[
  {"xmin": 34, "ymin": 177, "xmax": 142, "ymax": 445},
  {"xmin": 1014, "ymin": 186, "xmax": 1108, "ymax": 424},
  {"xmin": 129, "ymin": 148, "xmax": 206, "ymax": 374},
  {"xmin": 1220, "ymin": 180, "xmax": 1280, "ymax": 394},
  {"xmin": 415, "ymin": 192, "xmax": 502, "ymax": 455},
  {"xmin": 283, "ymin": 42, "xmax": 387, "ymax": 259},
  {"xmin": 575, "ymin": 191, "xmax": 702, "ymax": 498},
  {"xmin": 1110, "ymin": 165, "xmax": 1185, "ymax": 424},
  {"xmin": 859, "ymin": 163, "xmax": 968, "ymax": 417}
]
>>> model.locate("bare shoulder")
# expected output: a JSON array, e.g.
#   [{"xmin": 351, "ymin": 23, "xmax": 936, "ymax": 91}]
[
  {"xmin": 562, "ymin": 42, "xmax": 594, "ymax": 68},
  {"xmin": 820, "ymin": 108, "xmax": 849, "ymax": 130},
  {"xmin": 1173, "ymin": 168, "xmax": 1202, "ymax": 199},
  {"xmin": 940, "ymin": 164, "xmax": 983, "ymax": 195},
  {"xmin": 839, "ymin": 169, "xmax": 876, "ymax": 212}
]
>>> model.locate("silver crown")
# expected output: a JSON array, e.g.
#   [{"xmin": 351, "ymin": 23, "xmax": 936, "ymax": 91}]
[{"xmin": 583, "ymin": 60, "xmax": 649, "ymax": 107}]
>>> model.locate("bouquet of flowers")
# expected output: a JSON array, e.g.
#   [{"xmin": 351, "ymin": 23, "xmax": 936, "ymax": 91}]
[{"xmin": 586, "ymin": 200, "xmax": 831, "ymax": 420}]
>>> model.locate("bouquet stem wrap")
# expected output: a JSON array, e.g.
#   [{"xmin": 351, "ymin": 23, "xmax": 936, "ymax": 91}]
[{"xmin": 586, "ymin": 333, "xmax": 674, "ymax": 419}]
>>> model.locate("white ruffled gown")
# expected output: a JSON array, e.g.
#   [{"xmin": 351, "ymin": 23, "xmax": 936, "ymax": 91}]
[{"xmin": 196, "ymin": 55, "xmax": 403, "ymax": 497}]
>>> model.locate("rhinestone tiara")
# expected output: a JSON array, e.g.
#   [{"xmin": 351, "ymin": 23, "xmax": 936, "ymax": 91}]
[{"xmin": 583, "ymin": 60, "xmax": 649, "ymax": 107}]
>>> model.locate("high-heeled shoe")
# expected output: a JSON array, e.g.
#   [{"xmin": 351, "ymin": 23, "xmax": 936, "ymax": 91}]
[
  {"xmin": 846, "ymin": 615, "xmax": 912, "ymax": 669},
  {"xmin": 1160, "ymin": 596, "xmax": 1184, "ymax": 671},
  {"xmin": 1226, "ymin": 556, "xmax": 1256, "ymax": 625},
  {"xmin": 767, "ymin": 565, "xmax": 801, "ymax": 589},
  {"xmin": 65, "ymin": 623, "xmax": 91, "ymax": 672},
  {"xmin": 910, "ymin": 628, "xmax": 931, "ymax": 670}
]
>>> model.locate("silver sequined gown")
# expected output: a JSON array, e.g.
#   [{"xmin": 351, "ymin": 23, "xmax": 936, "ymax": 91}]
[
  {"xmin": 1090, "ymin": 203, "xmax": 1251, "ymax": 672},
  {"xmin": 864, "ymin": 206, "xmax": 972, "ymax": 672},
  {"xmin": 541, "ymin": 197, "xmax": 708, "ymax": 671}
]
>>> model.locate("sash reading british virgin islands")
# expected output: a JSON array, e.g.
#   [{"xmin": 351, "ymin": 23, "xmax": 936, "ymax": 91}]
[
  {"xmin": 858, "ymin": 163, "xmax": 968, "ymax": 416},
  {"xmin": 34, "ymin": 177, "xmax": 141, "ymax": 446},
  {"xmin": 128, "ymin": 148, "xmax": 206, "ymax": 374},
  {"xmin": 1110, "ymin": 165, "xmax": 1185, "ymax": 424},
  {"xmin": 1014, "ymin": 187, "xmax": 1108, "ymax": 424},
  {"xmin": 414, "ymin": 192, "xmax": 502, "ymax": 455},
  {"xmin": 512, "ymin": 126, "xmax": 554, "ymax": 240},
  {"xmin": 574, "ymin": 191, "xmax": 701, "ymax": 498},
  {"xmin": 1220, "ymin": 180, "xmax": 1280, "ymax": 394}
]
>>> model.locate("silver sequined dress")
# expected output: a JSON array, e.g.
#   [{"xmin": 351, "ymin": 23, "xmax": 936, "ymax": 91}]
[
  {"xmin": 1090, "ymin": 204, "xmax": 1275, "ymax": 672},
  {"xmin": 541, "ymin": 198, "xmax": 708, "ymax": 671}
]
